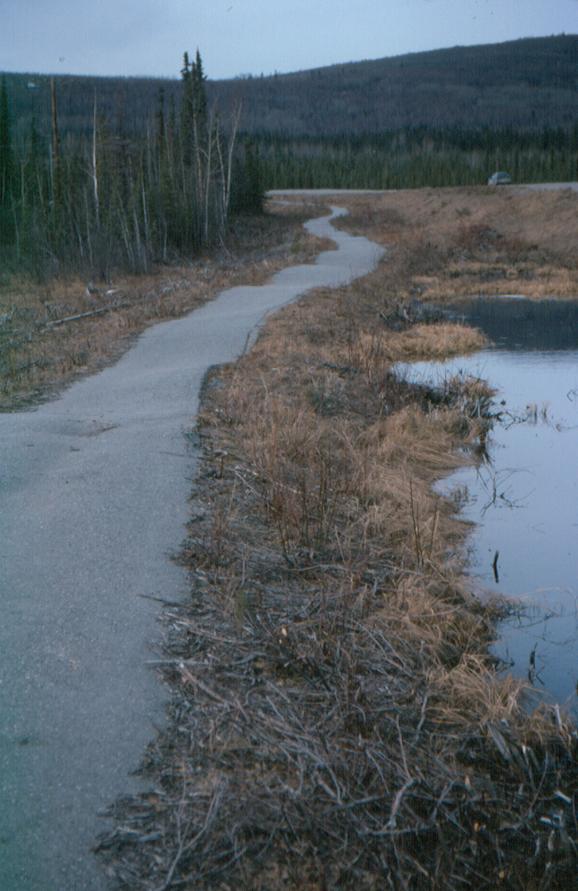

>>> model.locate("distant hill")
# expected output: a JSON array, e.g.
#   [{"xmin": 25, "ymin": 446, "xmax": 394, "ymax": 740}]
[
  {"xmin": 2, "ymin": 35, "xmax": 577, "ymax": 142},
  {"xmin": 212, "ymin": 35, "xmax": 578, "ymax": 135}
]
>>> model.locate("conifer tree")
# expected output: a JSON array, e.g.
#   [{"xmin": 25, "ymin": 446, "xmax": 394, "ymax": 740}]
[
  {"xmin": 192, "ymin": 49, "xmax": 208, "ymax": 129},
  {"xmin": 180, "ymin": 52, "xmax": 195, "ymax": 164},
  {"xmin": 156, "ymin": 88, "xmax": 166, "ymax": 160},
  {"xmin": 50, "ymin": 78, "xmax": 63, "ymax": 210},
  {"xmin": 0, "ymin": 77, "xmax": 14, "ymax": 207}
]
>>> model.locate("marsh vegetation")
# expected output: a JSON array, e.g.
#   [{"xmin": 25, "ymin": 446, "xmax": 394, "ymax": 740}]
[{"xmin": 98, "ymin": 188, "xmax": 577, "ymax": 890}]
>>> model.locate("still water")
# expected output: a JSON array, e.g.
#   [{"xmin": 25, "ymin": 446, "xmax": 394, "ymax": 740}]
[{"xmin": 399, "ymin": 298, "xmax": 578, "ymax": 715}]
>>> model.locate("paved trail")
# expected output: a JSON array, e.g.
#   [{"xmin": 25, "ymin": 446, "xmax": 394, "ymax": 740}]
[
  {"xmin": 268, "ymin": 182, "xmax": 578, "ymax": 197},
  {"xmin": 0, "ymin": 208, "xmax": 384, "ymax": 890}
]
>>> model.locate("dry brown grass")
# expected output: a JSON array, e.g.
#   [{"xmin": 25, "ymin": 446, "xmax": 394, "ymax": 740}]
[
  {"xmin": 383, "ymin": 323, "xmax": 486, "ymax": 360},
  {"xmin": 337, "ymin": 186, "xmax": 578, "ymax": 302},
  {"xmin": 98, "ymin": 192, "xmax": 576, "ymax": 889},
  {"xmin": 0, "ymin": 204, "xmax": 333, "ymax": 410}
]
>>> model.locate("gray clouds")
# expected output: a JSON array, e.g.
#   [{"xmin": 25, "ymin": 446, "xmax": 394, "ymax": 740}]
[{"xmin": 0, "ymin": 0, "xmax": 576, "ymax": 79}]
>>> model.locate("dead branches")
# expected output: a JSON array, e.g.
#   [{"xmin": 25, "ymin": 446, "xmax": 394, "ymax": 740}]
[{"xmin": 97, "ymin": 257, "xmax": 577, "ymax": 890}]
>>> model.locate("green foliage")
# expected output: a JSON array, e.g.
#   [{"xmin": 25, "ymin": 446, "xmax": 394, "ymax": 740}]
[
  {"xmin": 0, "ymin": 77, "xmax": 13, "ymax": 198},
  {"xmin": 231, "ymin": 140, "xmax": 263, "ymax": 213},
  {"xmin": 193, "ymin": 49, "xmax": 208, "ymax": 125},
  {"xmin": 255, "ymin": 127, "xmax": 578, "ymax": 190},
  {"xmin": 0, "ymin": 77, "xmax": 15, "ymax": 244}
]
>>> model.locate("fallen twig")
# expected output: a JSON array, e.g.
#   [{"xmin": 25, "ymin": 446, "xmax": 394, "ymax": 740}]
[{"xmin": 44, "ymin": 301, "xmax": 130, "ymax": 328}]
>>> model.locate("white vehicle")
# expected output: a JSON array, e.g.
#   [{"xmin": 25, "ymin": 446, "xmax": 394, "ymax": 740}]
[{"xmin": 488, "ymin": 171, "xmax": 512, "ymax": 186}]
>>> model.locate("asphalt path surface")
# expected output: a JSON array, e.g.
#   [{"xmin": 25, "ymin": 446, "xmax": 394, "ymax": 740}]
[
  {"xmin": 0, "ymin": 207, "xmax": 384, "ymax": 890},
  {"xmin": 518, "ymin": 181, "xmax": 578, "ymax": 192},
  {"xmin": 269, "ymin": 182, "xmax": 578, "ymax": 196}
]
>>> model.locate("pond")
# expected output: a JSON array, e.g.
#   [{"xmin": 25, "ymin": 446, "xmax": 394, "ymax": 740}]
[{"xmin": 398, "ymin": 297, "xmax": 578, "ymax": 716}]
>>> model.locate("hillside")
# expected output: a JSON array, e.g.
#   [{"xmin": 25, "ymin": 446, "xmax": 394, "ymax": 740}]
[
  {"xmin": 1, "ymin": 35, "xmax": 577, "ymax": 141},
  {"xmin": 212, "ymin": 35, "xmax": 578, "ymax": 134}
]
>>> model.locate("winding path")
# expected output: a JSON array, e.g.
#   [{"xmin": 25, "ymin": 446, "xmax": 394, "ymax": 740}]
[{"xmin": 0, "ymin": 208, "xmax": 384, "ymax": 890}]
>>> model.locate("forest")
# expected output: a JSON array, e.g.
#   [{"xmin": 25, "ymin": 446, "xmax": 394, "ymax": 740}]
[
  {"xmin": 4, "ymin": 36, "xmax": 577, "ymax": 138},
  {"xmin": 255, "ymin": 125, "xmax": 578, "ymax": 190},
  {"xmin": 212, "ymin": 35, "xmax": 578, "ymax": 134},
  {"xmin": 0, "ymin": 53, "xmax": 262, "ymax": 282}
]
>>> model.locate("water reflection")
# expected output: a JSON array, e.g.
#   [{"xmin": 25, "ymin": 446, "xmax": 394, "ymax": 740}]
[
  {"xmin": 399, "ymin": 297, "xmax": 578, "ymax": 715},
  {"xmin": 449, "ymin": 297, "xmax": 578, "ymax": 353}
]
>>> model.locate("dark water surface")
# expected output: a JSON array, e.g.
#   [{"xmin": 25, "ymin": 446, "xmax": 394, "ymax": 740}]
[{"xmin": 400, "ymin": 297, "xmax": 578, "ymax": 715}]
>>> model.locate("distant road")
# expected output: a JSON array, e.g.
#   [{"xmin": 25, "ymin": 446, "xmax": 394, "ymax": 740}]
[
  {"xmin": 268, "ymin": 189, "xmax": 388, "ymax": 196},
  {"xmin": 517, "ymin": 182, "xmax": 578, "ymax": 192},
  {"xmin": 269, "ymin": 183, "xmax": 578, "ymax": 196}
]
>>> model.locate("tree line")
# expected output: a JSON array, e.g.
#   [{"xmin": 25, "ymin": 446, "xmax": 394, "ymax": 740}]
[
  {"xmin": 4, "ymin": 37, "xmax": 577, "ymax": 142},
  {"xmin": 211, "ymin": 36, "xmax": 578, "ymax": 136},
  {"xmin": 254, "ymin": 127, "xmax": 578, "ymax": 190},
  {"xmin": 0, "ymin": 53, "xmax": 262, "ymax": 282}
]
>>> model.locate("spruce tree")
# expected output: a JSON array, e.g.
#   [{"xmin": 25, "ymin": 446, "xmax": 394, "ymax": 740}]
[
  {"xmin": 50, "ymin": 78, "xmax": 63, "ymax": 211},
  {"xmin": 192, "ymin": 49, "xmax": 208, "ymax": 128},
  {"xmin": 0, "ymin": 77, "xmax": 14, "ymax": 207},
  {"xmin": 156, "ymin": 88, "xmax": 166, "ymax": 160},
  {"xmin": 180, "ymin": 52, "xmax": 195, "ymax": 164}
]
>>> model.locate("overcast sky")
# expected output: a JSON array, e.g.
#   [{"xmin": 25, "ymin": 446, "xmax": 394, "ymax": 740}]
[{"xmin": 1, "ymin": 0, "xmax": 576, "ymax": 80}]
